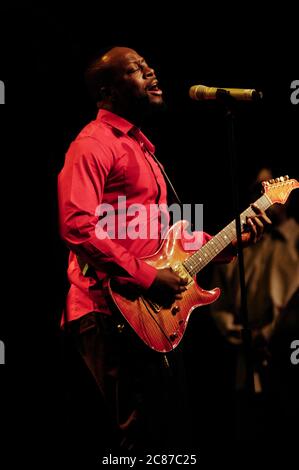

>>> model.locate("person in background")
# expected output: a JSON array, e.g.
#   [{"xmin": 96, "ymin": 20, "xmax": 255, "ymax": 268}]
[{"xmin": 210, "ymin": 167, "xmax": 299, "ymax": 439}]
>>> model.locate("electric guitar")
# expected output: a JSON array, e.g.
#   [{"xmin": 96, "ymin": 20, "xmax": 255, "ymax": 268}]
[{"xmin": 105, "ymin": 177, "xmax": 299, "ymax": 352}]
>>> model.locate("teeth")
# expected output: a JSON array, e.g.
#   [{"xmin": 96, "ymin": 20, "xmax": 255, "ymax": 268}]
[{"xmin": 148, "ymin": 82, "xmax": 158, "ymax": 90}]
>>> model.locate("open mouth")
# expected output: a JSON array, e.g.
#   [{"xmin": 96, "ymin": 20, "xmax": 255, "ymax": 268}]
[{"xmin": 146, "ymin": 81, "xmax": 163, "ymax": 96}]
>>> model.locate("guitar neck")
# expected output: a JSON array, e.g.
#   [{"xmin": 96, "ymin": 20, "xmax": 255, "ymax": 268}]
[{"xmin": 183, "ymin": 193, "xmax": 272, "ymax": 276}]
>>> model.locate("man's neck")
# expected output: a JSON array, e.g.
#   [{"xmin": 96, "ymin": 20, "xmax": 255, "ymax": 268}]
[{"xmin": 101, "ymin": 103, "xmax": 143, "ymax": 128}]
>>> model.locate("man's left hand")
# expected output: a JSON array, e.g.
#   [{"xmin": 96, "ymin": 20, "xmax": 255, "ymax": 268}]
[{"xmin": 233, "ymin": 204, "xmax": 272, "ymax": 248}]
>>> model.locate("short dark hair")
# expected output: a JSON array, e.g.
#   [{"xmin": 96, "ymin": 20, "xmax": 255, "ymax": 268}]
[{"xmin": 84, "ymin": 46, "xmax": 116, "ymax": 102}]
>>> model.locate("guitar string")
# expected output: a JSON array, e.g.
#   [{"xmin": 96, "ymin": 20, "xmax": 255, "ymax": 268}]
[{"xmin": 183, "ymin": 194, "xmax": 272, "ymax": 276}]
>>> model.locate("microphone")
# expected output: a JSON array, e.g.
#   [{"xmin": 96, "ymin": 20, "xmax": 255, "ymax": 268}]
[{"xmin": 189, "ymin": 84, "xmax": 263, "ymax": 101}]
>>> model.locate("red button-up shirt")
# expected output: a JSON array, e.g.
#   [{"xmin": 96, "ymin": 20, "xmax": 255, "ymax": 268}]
[{"xmin": 58, "ymin": 109, "xmax": 223, "ymax": 323}]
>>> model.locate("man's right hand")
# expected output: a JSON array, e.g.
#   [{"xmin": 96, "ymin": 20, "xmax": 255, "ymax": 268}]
[{"xmin": 147, "ymin": 267, "xmax": 188, "ymax": 307}]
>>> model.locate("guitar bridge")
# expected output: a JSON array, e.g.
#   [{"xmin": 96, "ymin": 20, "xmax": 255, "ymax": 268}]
[{"xmin": 143, "ymin": 297, "xmax": 161, "ymax": 313}]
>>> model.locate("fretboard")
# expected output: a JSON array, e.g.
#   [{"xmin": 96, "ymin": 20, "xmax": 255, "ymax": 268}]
[{"xmin": 183, "ymin": 194, "xmax": 272, "ymax": 276}]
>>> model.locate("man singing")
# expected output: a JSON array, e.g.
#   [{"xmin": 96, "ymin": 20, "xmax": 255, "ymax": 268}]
[{"xmin": 58, "ymin": 46, "xmax": 270, "ymax": 453}]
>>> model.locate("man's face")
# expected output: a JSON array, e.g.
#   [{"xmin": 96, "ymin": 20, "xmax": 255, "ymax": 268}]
[{"xmin": 102, "ymin": 47, "xmax": 164, "ymax": 111}]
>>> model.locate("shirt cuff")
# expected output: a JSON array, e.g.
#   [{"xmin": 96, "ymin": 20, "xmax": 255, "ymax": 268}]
[
  {"xmin": 134, "ymin": 260, "xmax": 158, "ymax": 289},
  {"xmin": 94, "ymin": 259, "xmax": 157, "ymax": 291}
]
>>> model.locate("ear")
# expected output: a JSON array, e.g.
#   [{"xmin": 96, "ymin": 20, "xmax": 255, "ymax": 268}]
[
  {"xmin": 99, "ymin": 86, "xmax": 109, "ymax": 99},
  {"xmin": 100, "ymin": 85, "xmax": 117, "ymax": 100}
]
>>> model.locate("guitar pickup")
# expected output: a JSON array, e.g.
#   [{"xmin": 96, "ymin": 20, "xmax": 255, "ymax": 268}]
[
  {"xmin": 145, "ymin": 298, "xmax": 162, "ymax": 313},
  {"xmin": 172, "ymin": 263, "xmax": 194, "ymax": 286}
]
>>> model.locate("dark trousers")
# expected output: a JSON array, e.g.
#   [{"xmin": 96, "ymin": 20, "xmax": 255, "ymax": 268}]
[{"xmin": 65, "ymin": 311, "xmax": 192, "ymax": 454}]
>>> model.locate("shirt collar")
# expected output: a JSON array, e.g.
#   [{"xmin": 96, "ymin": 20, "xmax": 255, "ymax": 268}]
[{"xmin": 97, "ymin": 109, "xmax": 155, "ymax": 153}]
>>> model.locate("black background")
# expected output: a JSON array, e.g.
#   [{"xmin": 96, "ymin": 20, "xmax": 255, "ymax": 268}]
[{"xmin": 0, "ymin": 4, "xmax": 298, "ymax": 467}]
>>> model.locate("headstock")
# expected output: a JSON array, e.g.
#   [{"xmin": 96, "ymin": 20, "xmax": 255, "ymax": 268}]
[{"xmin": 262, "ymin": 176, "xmax": 299, "ymax": 204}]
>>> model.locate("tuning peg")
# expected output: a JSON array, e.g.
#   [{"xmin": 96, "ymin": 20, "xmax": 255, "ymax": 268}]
[
  {"xmin": 269, "ymin": 179, "xmax": 275, "ymax": 184},
  {"xmin": 284, "ymin": 175, "xmax": 289, "ymax": 180},
  {"xmin": 279, "ymin": 176, "xmax": 284, "ymax": 182}
]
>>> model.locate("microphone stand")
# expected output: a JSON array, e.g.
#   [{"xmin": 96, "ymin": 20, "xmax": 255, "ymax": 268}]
[
  {"xmin": 226, "ymin": 109, "xmax": 254, "ymax": 395},
  {"xmin": 218, "ymin": 91, "xmax": 255, "ymax": 401}
]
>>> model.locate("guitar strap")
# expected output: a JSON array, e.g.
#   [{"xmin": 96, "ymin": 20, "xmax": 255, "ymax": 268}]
[{"xmin": 146, "ymin": 148, "xmax": 182, "ymax": 206}]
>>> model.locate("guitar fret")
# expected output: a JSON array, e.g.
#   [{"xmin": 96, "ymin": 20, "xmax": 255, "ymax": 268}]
[{"xmin": 183, "ymin": 194, "xmax": 273, "ymax": 277}]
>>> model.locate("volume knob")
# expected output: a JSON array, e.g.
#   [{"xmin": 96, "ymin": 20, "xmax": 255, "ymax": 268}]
[
  {"xmin": 171, "ymin": 305, "xmax": 180, "ymax": 315},
  {"xmin": 169, "ymin": 332, "xmax": 178, "ymax": 342}
]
